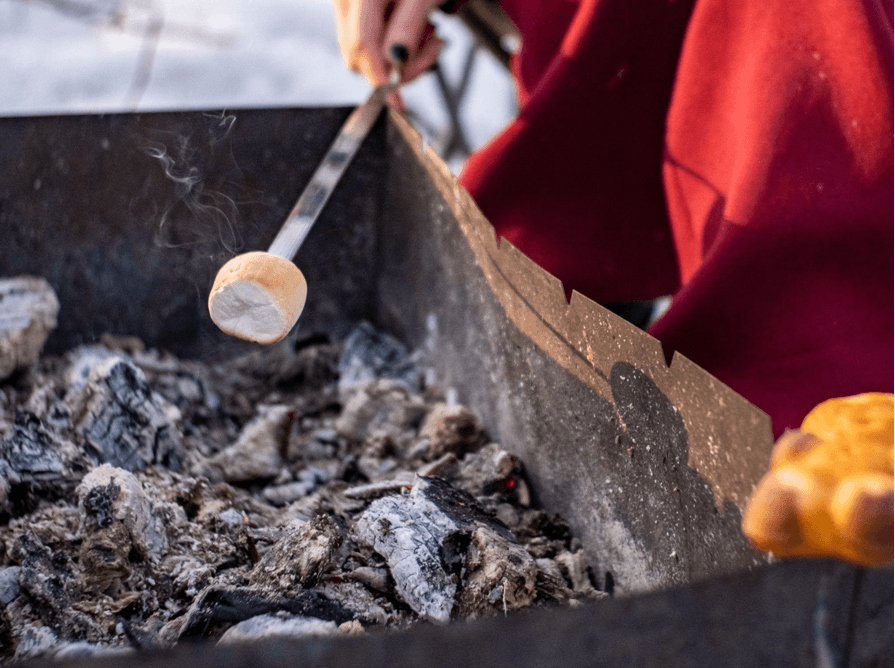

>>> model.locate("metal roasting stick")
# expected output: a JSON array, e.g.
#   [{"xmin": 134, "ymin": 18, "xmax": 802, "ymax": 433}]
[
  {"xmin": 267, "ymin": 50, "xmax": 406, "ymax": 260},
  {"xmin": 208, "ymin": 45, "xmax": 409, "ymax": 345}
]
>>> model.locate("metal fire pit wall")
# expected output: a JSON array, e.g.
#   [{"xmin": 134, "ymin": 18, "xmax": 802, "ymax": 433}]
[
  {"xmin": 0, "ymin": 106, "xmax": 765, "ymax": 590},
  {"xmin": 1, "ymin": 109, "xmax": 891, "ymax": 667}
]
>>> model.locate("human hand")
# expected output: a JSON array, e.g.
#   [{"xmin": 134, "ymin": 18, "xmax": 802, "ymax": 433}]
[{"xmin": 334, "ymin": 0, "xmax": 446, "ymax": 108}]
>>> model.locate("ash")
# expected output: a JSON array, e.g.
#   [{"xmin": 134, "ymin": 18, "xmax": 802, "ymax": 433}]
[{"xmin": 0, "ymin": 322, "xmax": 605, "ymax": 661}]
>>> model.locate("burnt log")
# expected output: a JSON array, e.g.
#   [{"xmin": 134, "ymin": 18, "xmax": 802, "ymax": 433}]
[
  {"xmin": 354, "ymin": 476, "xmax": 512, "ymax": 622},
  {"xmin": 69, "ymin": 357, "xmax": 184, "ymax": 471}
]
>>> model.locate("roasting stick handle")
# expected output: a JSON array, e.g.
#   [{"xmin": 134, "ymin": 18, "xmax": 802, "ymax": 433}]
[{"xmin": 267, "ymin": 51, "xmax": 406, "ymax": 260}]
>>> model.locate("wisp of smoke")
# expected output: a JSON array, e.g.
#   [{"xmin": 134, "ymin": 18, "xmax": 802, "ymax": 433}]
[
  {"xmin": 203, "ymin": 111, "xmax": 237, "ymax": 145},
  {"xmin": 144, "ymin": 130, "xmax": 242, "ymax": 257}
]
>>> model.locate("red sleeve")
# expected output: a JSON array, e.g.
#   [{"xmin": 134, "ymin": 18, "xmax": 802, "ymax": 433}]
[
  {"xmin": 459, "ymin": 0, "xmax": 692, "ymax": 303},
  {"xmin": 652, "ymin": 0, "xmax": 893, "ymax": 435}
]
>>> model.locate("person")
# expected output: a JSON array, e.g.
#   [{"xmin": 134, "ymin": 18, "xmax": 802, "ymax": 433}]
[{"xmin": 333, "ymin": 0, "xmax": 894, "ymax": 438}]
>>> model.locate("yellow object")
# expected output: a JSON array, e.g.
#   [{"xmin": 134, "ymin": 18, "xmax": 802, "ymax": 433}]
[{"xmin": 742, "ymin": 393, "xmax": 894, "ymax": 566}]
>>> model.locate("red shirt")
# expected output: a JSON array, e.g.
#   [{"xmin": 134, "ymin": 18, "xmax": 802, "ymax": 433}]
[{"xmin": 459, "ymin": 0, "xmax": 894, "ymax": 436}]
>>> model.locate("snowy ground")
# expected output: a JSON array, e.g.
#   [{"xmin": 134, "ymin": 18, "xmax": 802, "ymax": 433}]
[{"xmin": 0, "ymin": 0, "xmax": 517, "ymax": 170}]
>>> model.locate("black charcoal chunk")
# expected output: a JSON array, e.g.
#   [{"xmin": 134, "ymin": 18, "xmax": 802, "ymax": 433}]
[
  {"xmin": 0, "ymin": 566, "xmax": 21, "ymax": 605},
  {"xmin": 81, "ymin": 480, "xmax": 119, "ymax": 529},
  {"xmin": 455, "ymin": 527, "xmax": 537, "ymax": 618},
  {"xmin": 70, "ymin": 358, "xmax": 183, "ymax": 471},
  {"xmin": 335, "ymin": 379, "xmax": 426, "ymax": 443},
  {"xmin": 338, "ymin": 321, "xmax": 421, "ymax": 392},
  {"xmin": 12, "ymin": 533, "xmax": 101, "ymax": 643},
  {"xmin": 455, "ymin": 442, "xmax": 521, "ymax": 495},
  {"xmin": 177, "ymin": 586, "xmax": 355, "ymax": 640},
  {"xmin": 249, "ymin": 515, "xmax": 343, "ymax": 590},
  {"xmin": 66, "ymin": 346, "xmax": 121, "ymax": 394},
  {"xmin": 208, "ymin": 404, "xmax": 290, "ymax": 483},
  {"xmin": 418, "ymin": 403, "xmax": 487, "ymax": 459},
  {"xmin": 414, "ymin": 476, "xmax": 512, "ymax": 536},
  {"xmin": 0, "ymin": 410, "xmax": 89, "ymax": 518},
  {"xmin": 75, "ymin": 464, "xmax": 169, "ymax": 597},
  {"xmin": 354, "ymin": 476, "xmax": 511, "ymax": 623},
  {"xmin": 0, "ymin": 412, "xmax": 80, "ymax": 507},
  {"xmin": 312, "ymin": 580, "xmax": 394, "ymax": 626}
]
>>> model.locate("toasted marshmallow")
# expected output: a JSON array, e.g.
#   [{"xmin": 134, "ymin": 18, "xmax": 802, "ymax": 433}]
[{"xmin": 209, "ymin": 252, "xmax": 307, "ymax": 345}]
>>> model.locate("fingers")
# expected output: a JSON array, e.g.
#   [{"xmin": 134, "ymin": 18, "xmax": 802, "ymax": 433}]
[
  {"xmin": 334, "ymin": 0, "xmax": 445, "ymax": 89},
  {"xmin": 358, "ymin": 0, "xmax": 391, "ymax": 85},
  {"xmin": 381, "ymin": 0, "xmax": 441, "ymax": 71},
  {"xmin": 334, "ymin": 0, "xmax": 389, "ymax": 86},
  {"xmin": 333, "ymin": 0, "xmax": 366, "ymax": 71},
  {"xmin": 401, "ymin": 29, "xmax": 444, "ymax": 81}
]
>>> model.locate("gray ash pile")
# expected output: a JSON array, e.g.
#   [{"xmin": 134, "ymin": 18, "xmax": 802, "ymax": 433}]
[{"xmin": 0, "ymin": 321, "xmax": 606, "ymax": 661}]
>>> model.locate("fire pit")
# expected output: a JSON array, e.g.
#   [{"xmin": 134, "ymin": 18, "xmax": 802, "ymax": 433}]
[{"xmin": 0, "ymin": 107, "xmax": 891, "ymax": 666}]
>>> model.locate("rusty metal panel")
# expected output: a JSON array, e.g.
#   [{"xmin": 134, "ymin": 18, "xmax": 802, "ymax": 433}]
[{"xmin": 377, "ymin": 111, "xmax": 774, "ymax": 592}]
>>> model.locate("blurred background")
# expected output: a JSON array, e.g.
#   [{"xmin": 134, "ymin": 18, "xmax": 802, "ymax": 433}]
[{"xmin": 0, "ymin": 0, "xmax": 518, "ymax": 172}]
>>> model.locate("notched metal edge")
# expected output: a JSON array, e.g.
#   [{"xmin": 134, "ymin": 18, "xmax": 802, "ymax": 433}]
[{"xmin": 387, "ymin": 109, "xmax": 774, "ymax": 516}]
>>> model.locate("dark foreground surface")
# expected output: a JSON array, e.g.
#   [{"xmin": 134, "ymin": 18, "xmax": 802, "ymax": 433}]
[{"xmin": 33, "ymin": 560, "xmax": 893, "ymax": 668}]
